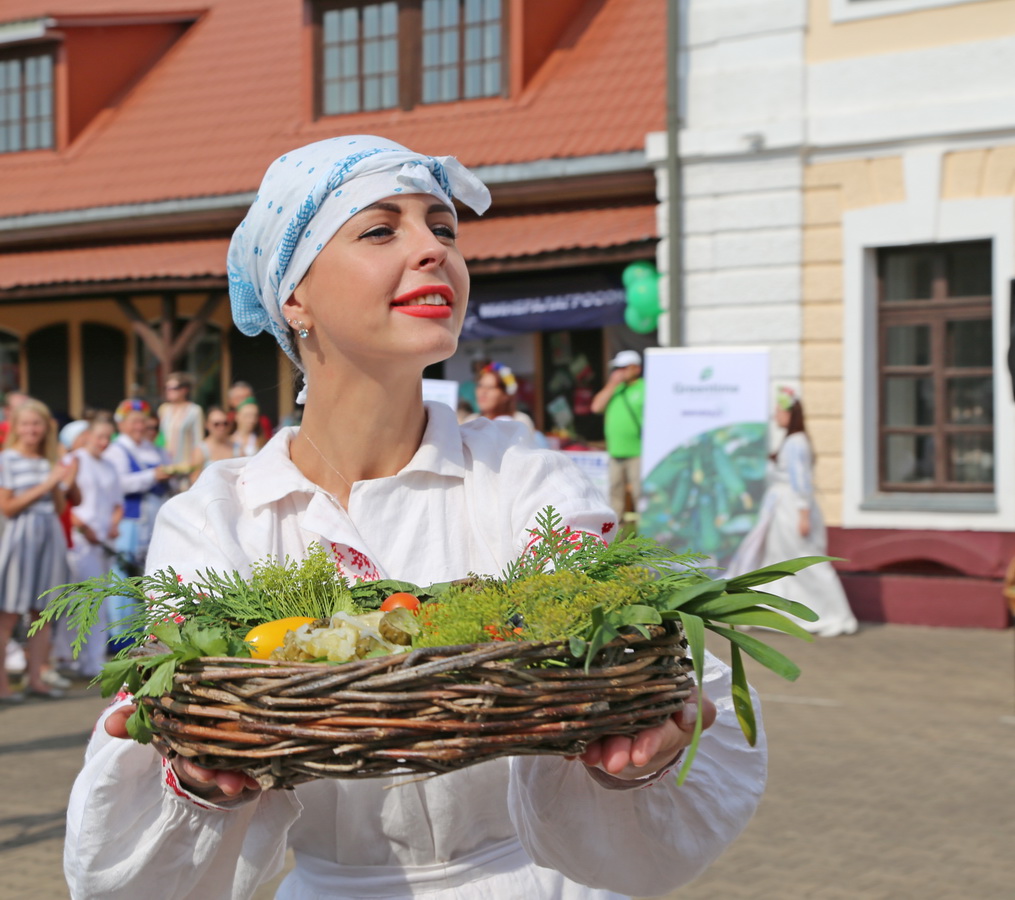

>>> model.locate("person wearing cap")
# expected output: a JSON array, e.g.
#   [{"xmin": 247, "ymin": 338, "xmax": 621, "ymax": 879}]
[
  {"xmin": 65, "ymin": 136, "xmax": 764, "ymax": 900},
  {"xmin": 591, "ymin": 350, "xmax": 645, "ymax": 525}
]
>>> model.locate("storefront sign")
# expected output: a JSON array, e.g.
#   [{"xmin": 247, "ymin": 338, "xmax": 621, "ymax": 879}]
[
  {"xmin": 639, "ymin": 348, "xmax": 770, "ymax": 566},
  {"xmin": 461, "ymin": 271, "xmax": 626, "ymax": 341}
]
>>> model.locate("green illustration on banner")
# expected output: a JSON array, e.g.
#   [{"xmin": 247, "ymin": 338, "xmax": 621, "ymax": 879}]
[{"xmin": 641, "ymin": 422, "xmax": 768, "ymax": 564}]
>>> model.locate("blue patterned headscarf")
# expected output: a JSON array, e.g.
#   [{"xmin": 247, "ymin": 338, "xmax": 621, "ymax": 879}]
[{"xmin": 227, "ymin": 135, "xmax": 491, "ymax": 399}]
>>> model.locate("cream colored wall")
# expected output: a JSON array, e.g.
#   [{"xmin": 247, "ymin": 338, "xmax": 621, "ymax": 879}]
[
  {"xmin": 941, "ymin": 146, "xmax": 1015, "ymax": 197},
  {"xmin": 801, "ymin": 155, "xmax": 906, "ymax": 524},
  {"xmin": 808, "ymin": 0, "xmax": 1015, "ymax": 62}
]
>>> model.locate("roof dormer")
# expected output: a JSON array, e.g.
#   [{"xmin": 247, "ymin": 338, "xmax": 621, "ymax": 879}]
[{"xmin": 0, "ymin": 11, "xmax": 199, "ymax": 154}]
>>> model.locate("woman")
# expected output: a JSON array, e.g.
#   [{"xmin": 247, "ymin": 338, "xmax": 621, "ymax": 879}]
[
  {"xmin": 729, "ymin": 387, "xmax": 858, "ymax": 637},
  {"xmin": 466, "ymin": 361, "xmax": 537, "ymax": 434},
  {"xmin": 157, "ymin": 372, "xmax": 204, "ymax": 489},
  {"xmin": 66, "ymin": 136, "xmax": 765, "ymax": 899},
  {"xmin": 63, "ymin": 414, "xmax": 123, "ymax": 677},
  {"xmin": 232, "ymin": 398, "xmax": 264, "ymax": 457},
  {"xmin": 0, "ymin": 398, "xmax": 75, "ymax": 701},
  {"xmin": 189, "ymin": 405, "xmax": 238, "ymax": 485}
]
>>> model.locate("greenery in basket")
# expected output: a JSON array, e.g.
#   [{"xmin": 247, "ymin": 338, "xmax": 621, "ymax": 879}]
[{"xmin": 32, "ymin": 506, "xmax": 827, "ymax": 783}]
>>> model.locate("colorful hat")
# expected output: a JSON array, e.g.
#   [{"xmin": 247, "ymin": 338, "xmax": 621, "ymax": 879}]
[
  {"xmin": 114, "ymin": 398, "xmax": 151, "ymax": 424},
  {"xmin": 776, "ymin": 386, "xmax": 797, "ymax": 411},
  {"xmin": 482, "ymin": 361, "xmax": 518, "ymax": 396}
]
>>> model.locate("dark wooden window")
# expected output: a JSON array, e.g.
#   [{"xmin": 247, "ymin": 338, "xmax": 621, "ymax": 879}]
[
  {"xmin": 0, "ymin": 47, "xmax": 55, "ymax": 153},
  {"xmin": 315, "ymin": 0, "xmax": 505, "ymax": 116},
  {"xmin": 877, "ymin": 241, "xmax": 994, "ymax": 492}
]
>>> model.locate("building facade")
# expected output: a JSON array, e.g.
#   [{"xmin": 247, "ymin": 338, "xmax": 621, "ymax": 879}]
[
  {"xmin": 650, "ymin": 0, "xmax": 1015, "ymax": 626},
  {"xmin": 0, "ymin": 0, "xmax": 663, "ymax": 434}
]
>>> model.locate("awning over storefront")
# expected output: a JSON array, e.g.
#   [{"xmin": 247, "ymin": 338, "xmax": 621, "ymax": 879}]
[{"xmin": 461, "ymin": 268, "xmax": 628, "ymax": 341}]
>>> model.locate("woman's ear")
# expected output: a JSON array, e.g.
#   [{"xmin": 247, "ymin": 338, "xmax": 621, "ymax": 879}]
[{"xmin": 283, "ymin": 291, "xmax": 310, "ymax": 330}]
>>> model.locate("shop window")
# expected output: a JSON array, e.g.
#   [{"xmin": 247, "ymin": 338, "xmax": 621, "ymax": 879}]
[
  {"xmin": 0, "ymin": 47, "xmax": 55, "ymax": 153},
  {"xmin": 316, "ymin": 0, "xmax": 505, "ymax": 115},
  {"xmin": 82, "ymin": 323, "xmax": 126, "ymax": 413},
  {"xmin": 877, "ymin": 241, "xmax": 993, "ymax": 492}
]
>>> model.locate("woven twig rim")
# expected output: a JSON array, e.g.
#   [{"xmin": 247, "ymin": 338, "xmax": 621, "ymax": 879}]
[{"xmin": 142, "ymin": 623, "xmax": 693, "ymax": 789}]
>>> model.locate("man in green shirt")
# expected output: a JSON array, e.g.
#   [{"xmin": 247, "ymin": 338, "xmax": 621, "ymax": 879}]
[{"xmin": 591, "ymin": 350, "xmax": 645, "ymax": 524}]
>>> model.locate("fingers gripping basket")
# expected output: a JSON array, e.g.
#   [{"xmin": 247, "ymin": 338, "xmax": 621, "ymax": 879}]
[{"xmin": 142, "ymin": 622, "xmax": 693, "ymax": 790}]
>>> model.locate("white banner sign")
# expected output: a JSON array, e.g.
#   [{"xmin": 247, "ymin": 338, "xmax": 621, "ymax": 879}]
[{"xmin": 639, "ymin": 348, "xmax": 770, "ymax": 564}]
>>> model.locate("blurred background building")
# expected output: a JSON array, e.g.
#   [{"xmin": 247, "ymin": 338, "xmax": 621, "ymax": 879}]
[{"xmin": 1, "ymin": 0, "xmax": 1013, "ymax": 626}]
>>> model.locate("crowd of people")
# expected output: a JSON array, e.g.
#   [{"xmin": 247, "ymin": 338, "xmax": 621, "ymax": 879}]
[{"xmin": 0, "ymin": 379, "xmax": 276, "ymax": 701}]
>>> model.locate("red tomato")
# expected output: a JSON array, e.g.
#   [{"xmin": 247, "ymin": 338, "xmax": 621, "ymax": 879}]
[{"xmin": 380, "ymin": 592, "xmax": 421, "ymax": 613}]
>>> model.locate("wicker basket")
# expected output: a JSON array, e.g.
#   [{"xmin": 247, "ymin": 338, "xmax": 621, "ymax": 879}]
[{"xmin": 141, "ymin": 621, "xmax": 693, "ymax": 789}]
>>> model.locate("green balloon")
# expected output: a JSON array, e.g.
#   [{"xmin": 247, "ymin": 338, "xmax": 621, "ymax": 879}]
[
  {"xmin": 627, "ymin": 276, "xmax": 660, "ymax": 317},
  {"xmin": 622, "ymin": 260, "xmax": 658, "ymax": 288},
  {"xmin": 624, "ymin": 304, "xmax": 657, "ymax": 334}
]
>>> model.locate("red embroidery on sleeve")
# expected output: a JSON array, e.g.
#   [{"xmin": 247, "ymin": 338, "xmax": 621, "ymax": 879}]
[{"xmin": 162, "ymin": 757, "xmax": 215, "ymax": 810}]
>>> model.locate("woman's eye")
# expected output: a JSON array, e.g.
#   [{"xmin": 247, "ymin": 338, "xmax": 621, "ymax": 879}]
[
  {"xmin": 432, "ymin": 224, "xmax": 457, "ymax": 239},
  {"xmin": 360, "ymin": 225, "xmax": 394, "ymax": 239}
]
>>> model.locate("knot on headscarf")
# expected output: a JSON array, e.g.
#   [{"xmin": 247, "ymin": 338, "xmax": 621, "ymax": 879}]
[{"xmin": 227, "ymin": 135, "xmax": 491, "ymax": 401}]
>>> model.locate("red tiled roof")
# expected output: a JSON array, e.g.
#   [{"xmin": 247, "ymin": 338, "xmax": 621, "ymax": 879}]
[
  {"xmin": 0, "ymin": 205, "xmax": 656, "ymax": 289},
  {"xmin": 0, "ymin": 0, "xmax": 665, "ymax": 220},
  {"xmin": 0, "ymin": 238, "xmax": 230, "ymax": 289},
  {"xmin": 460, "ymin": 204, "xmax": 657, "ymax": 261}
]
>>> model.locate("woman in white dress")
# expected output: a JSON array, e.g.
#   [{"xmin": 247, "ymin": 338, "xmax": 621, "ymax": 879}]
[
  {"xmin": 65, "ymin": 136, "xmax": 767, "ymax": 900},
  {"xmin": 63, "ymin": 415, "xmax": 124, "ymax": 677},
  {"xmin": 730, "ymin": 388, "xmax": 858, "ymax": 637}
]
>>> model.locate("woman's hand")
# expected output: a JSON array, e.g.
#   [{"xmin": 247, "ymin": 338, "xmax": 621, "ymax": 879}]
[
  {"xmin": 104, "ymin": 704, "xmax": 262, "ymax": 803},
  {"xmin": 798, "ymin": 508, "xmax": 811, "ymax": 538},
  {"xmin": 578, "ymin": 688, "xmax": 717, "ymax": 779}
]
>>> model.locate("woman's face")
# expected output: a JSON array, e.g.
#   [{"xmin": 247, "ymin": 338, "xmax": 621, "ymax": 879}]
[
  {"xmin": 206, "ymin": 411, "xmax": 232, "ymax": 437},
  {"xmin": 287, "ymin": 193, "xmax": 469, "ymax": 374},
  {"xmin": 775, "ymin": 407, "xmax": 791, "ymax": 429},
  {"xmin": 14, "ymin": 409, "xmax": 47, "ymax": 451},
  {"xmin": 122, "ymin": 411, "xmax": 147, "ymax": 443},
  {"xmin": 236, "ymin": 404, "xmax": 259, "ymax": 431},
  {"xmin": 475, "ymin": 372, "xmax": 507, "ymax": 416},
  {"xmin": 85, "ymin": 423, "xmax": 114, "ymax": 457}
]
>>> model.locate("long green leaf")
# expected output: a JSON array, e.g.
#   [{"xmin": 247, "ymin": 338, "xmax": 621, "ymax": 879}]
[
  {"xmin": 657, "ymin": 579, "xmax": 728, "ymax": 612},
  {"xmin": 680, "ymin": 592, "xmax": 771, "ymax": 618},
  {"xmin": 730, "ymin": 589, "xmax": 819, "ymax": 622},
  {"xmin": 729, "ymin": 644, "xmax": 757, "ymax": 746},
  {"xmin": 614, "ymin": 605, "xmax": 663, "ymax": 626},
  {"xmin": 711, "ymin": 608, "xmax": 815, "ymax": 641},
  {"xmin": 675, "ymin": 611, "xmax": 706, "ymax": 785},
  {"xmin": 707, "ymin": 624, "xmax": 802, "ymax": 681},
  {"xmin": 725, "ymin": 556, "xmax": 835, "ymax": 588}
]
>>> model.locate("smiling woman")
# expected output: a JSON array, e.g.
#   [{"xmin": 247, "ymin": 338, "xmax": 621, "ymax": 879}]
[{"xmin": 64, "ymin": 136, "xmax": 767, "ymax": 900}]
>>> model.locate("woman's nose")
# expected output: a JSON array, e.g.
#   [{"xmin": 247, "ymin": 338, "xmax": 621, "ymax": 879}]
[{"xmin": 409, "ymin": 226, "xmax": 448, "ymax": 270}]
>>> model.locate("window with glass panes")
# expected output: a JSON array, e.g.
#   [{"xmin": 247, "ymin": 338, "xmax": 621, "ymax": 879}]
[
  {"xmin": 0, "ymin": 48, "xmax": 55, "ymax": 153},
  {"xmin": 877, "ymin": 241, "xmax": 994, "ymax": 492},
  {"xmin": 316, "ymin": 0, "xmax": 504, "ymax": 116}
]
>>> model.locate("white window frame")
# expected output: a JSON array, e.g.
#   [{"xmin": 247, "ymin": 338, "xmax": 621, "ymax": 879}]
[
  {"xmin": 831, "ymin": 0, "xmax": 988, "ymax": 23},
  {"xmin": 841, "ymin": 146, "xmax": 1015, "ymax": 531}
]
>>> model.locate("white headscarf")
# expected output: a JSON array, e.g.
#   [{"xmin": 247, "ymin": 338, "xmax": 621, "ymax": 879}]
[{"xmin": 227, "ymin": 135, "xmax": 491, "ymax": 402}]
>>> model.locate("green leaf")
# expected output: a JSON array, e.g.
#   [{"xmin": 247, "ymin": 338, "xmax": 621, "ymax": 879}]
[
  {"xmin": 134, "ymin": 657, "xmax": 178, "ymax": 699},
  {"xmin": 679, "ymin": 592, "xmax": 769, "ymax": 618},
  {"xmin": 657, "ymin": 579, "xmax": 728, "ymax": 612},
  {"xmin": 732, "ymin": 589, "xmax": 819, "ymax": 623},
  {"xmin": 150, "ymin": 619, "xmax": 181, "ymax": 646},
  {"xmin": 675, "ymin": 611, "xmax": 706, "ymax": 786},
  {"xmin": 97, "ymin": 657, "xmax": 138, "ymax": 698},
  {"xmin": 614, "ymin": 605, "xmax": 662, "ymax": 627},
  {"xmin": 184, "ymin": 621, "xmax": 229, "ymax": 658},
  {"xmin": 568, "ymin": 636, "xmax": 587, "ymax": 658},
  {"xmin": 711, "ymin": 608, "xmax": 815, "ymax": 641},
  {"xmin": 707, "ymin": 624, "xmax": 802, "ymax": 681},
  {"xmin": 125, "ymin": 704, "xmax": 154, "ymax": 744},
  {"xmin": 725, "ymin": 556, "xmax": 835, "ymax": 588},
  {"xmin": 729, "ymin": 644, "xmax": 757, "ymax": 746}
]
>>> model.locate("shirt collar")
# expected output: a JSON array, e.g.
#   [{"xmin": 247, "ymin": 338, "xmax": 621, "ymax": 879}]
[{"xmin": 241, "ymin": 401, "xmax": 466, "ymax": 510}]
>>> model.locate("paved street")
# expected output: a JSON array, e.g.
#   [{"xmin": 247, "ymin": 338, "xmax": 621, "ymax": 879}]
[{"xmin": 2, "ymin": 623, "xmax": 1013, "ymax": 899}]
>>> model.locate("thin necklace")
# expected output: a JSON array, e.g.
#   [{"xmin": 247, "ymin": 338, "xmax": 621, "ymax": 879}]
[{"xmin": 300, "ymin": 430, "xmax": 352, "ymax": 490}]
